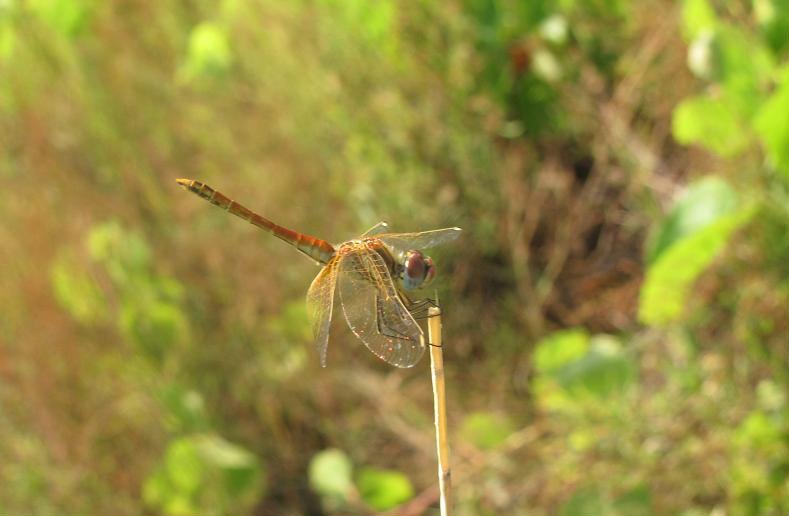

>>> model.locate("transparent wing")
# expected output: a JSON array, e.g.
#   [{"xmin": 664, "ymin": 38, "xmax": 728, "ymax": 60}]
[
  {"xmin": 337, "ymin": 245, "xmax": 426, "ymax": 368},
  {"xmin": 306, "ymin": 257, "xmax": 340, "ymax": 367},
  {"xmin": 361, "ymin": 221, "xmax": 390, "ymax": 237},
  {"xmin": 378, "ymin": 227, "xmax": 462, "ymax": 253}
]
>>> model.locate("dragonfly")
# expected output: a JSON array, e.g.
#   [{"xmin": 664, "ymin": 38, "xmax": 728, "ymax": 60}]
[{"xmin": 176, "ymin": 179, "xmax": 461, "ymax": 368}]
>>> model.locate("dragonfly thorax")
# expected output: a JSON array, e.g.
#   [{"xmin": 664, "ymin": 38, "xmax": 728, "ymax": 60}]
[{"xmin": 337, "ymin": 240, "xmax": 435, "ymax": 291}]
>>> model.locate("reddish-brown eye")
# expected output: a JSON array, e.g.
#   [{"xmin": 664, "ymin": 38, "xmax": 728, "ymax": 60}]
[
  {"xmin": 403, "ymin": 250, "xmax": 426, "ymax": 289},
  {"xmin": 423, "ymin": 257, "xmax": 436, "ymax": 287},
  {"xmin": 403, "ymin": 251, "xmax": 436, "ymax": 290}
]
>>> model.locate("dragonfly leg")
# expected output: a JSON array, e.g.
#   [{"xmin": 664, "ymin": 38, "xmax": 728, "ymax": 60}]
[
  {"xmin": 400, "ymin": 296, "xmax": 442, "ymax": 347},
  {"xmin": 374, "ymin": 294, "xmax": 419, "ymax": 342},
  {"xmin": 405, "ymin": 297, "xmax": 441, "ymax": 321}
]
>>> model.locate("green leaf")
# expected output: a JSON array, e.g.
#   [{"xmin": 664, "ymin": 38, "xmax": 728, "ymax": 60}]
[
  {"xmin": 533, "ymin": 328, "xmax": 590, "ymax": 374},
  {"xmin": 0, "ymin": 23, "xmax": 15, "ymax": 60},
  {"xmin": 181, "ymin": 22, "xmax": 232, "ymax": 80},
  {"xmin": 309, "ymin": 448, "xmax": 353, "ymax": 499},
  {"xmin": 120, "ymin": 301, "xmax": 185, "ymax": 364},
  {"xmin": 356, "ymin": 467, "xmax": 414, "ymax": 511},
  {"xmin": 460, "ymin": 411, "xmax": 515, "ymax": 450},
  {"xmin": 161, "ymin": 386, "xmax": 209, "ymax": 433},
  {"xmin": 165, "ymin": 438, "xmax": 203, "ymax": 494},
  {"xmin": 29, "ymin": 0, "xmax": 92, "ymax": 37},
  {"xmin": 144, "ymin": 434, "xmax": 263, "ymax": 516},
  {"xmin": 713, "ymin": 26, "xmax": 774, "ymax": 109},
  {"xmin": 142, "ymin": 468, "xmax": 170, "ymax": 507},
  {"xmin": 640, "ymin": 179, "xmax": 754, "ymax": 326},
  {"xmin": 555, "ymin": 336, "xmax": 635, "ymax": 398},
  {"xmin": 539, "ymin": 14, "xmax": 568, "ymax": 45},
  {"xmin": 647, "ymin": 177, "xmax": 739, "ymax": 263},
  {"xmin": 50, "ymin": 252, "xmax": 106, "ymax": 324},
  {"xmin": 681, "ymin": 0, "xmax": 717, "ymax": 41},
  {"xmin": 754, "ymin": 66, "xmax": 789, "ymax": 177},
  {"xmin": 318, "ymin": 0, "xmax": 396, "ymax": 50},
  {"xmin": 754, "ymin": 0, "xmax": 789, "ymax": 54},
  {"xmin": 735, "ymin": 411, "xmax": 782, "ymax": 450},
  {"xmin": 613, "ymin": 485, "xmax": 653, "ymax": 516},
  {"xmin": 88, "ymin": 220, "xmax": 152, "ymax": 286},
  {"xmin": 534, "ymin": 333, "xmax": 634, "ymax": 407},
  {"xmin": 672, "ymin": 96, "xmax": 750, "ymax": 157},
  {"xmin": 193, "ymin": 434, "xmax": 262, "ymax": 497},
  {"xmin": 560, "ymin": 487, "xmax": 605, "ymax": 516},
  {"xmin": 687, "ymin": 31, "xmax": 716, "ymax": 79}
]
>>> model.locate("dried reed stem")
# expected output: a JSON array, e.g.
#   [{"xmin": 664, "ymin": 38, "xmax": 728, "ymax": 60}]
[{"xmin": 428, "ymin": 306, "xmax": 452, "ymax": 516}]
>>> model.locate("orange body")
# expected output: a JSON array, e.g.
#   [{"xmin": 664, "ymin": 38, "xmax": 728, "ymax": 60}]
[{"xmin": 176, "ymin": 179, "xmax": 335, "ymax": 264}]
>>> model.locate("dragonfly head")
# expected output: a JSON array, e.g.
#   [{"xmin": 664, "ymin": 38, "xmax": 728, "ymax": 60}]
[{"xmin": 402, "ymin": 250, "xmax": 436, "ymax": 290}]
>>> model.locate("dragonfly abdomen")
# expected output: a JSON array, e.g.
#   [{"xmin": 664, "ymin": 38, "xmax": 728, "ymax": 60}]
[{"xmin": 176, "ymin": 179, "xmax": 335, "ymax": 264}]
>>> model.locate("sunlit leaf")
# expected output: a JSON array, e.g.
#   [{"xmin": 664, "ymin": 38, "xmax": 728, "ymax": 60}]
[
  {"xmin": 735, "ymin": 411, "xmax": 783, "ymax": 450},
  {"xmin": 144, "ymin": 434, "xmax": 263, "ymax": 516},
  {"xmin": 0, "ymin": 23, "xmax": 14, "ymax": 60},
  {"xmin": 29, "ymin": 0, "xmax": 92, "ymax": 37},
  {"xmin": 120, "ymin": 301, "xmax": 185, "ymax": 364},
  {"xmin": 535, "ymin": 332, "xmax": 633, "ymax": 407},
  {"xmin": 754, "ymin": 66, "xmax": 789, "ymax": 177},
  {"xmin": 317, "ymin": 0, "xmax": 396, "ymax": 53},
  {"xmin": 681, "ymin": 0, "xmax": 717, "ymax": 41},
  {"xmin": 165, "ymin": 438, "xmax": 203, "ymax": 494},
  {"xmin": 356, "ymin": 467, "xmax": 413, "ymax": 511},
  {"xmin": 532, "ymin": 48, "xmax": 562, "ymax": 82},
  {"xmin": 672, "ymin": 95, "xmax": 750, "ymax": 157},
  {"xmin": 687, "ymin": 30, "xmax": 716, "ymax": 79},
  {"xmin": 50, "ymin": 252, "xmax": 106, "ymax": 324},
  {"xmin": 714, "ymin": 26, "xmax": 774, "ymax": 108},
  {"xmin": 534, "ymin": 328, "xmax": 590, "ymax": 374},
  {"xmin": 647, "ymin": 177, "xmax": 739, "ymax": 264},
  {"xmin": 640, "ymin": 179, "xmax": 754, "ymax": 325},
  {"xmin": 556, "ymin": 335, "xmax": 635, "ymax": 398},
  {"xmin": 539, "ymin": 14, "xmax": 568, "ymax": 45},
  {"xmin": 460, "ymin": 411, "xmax": 515, "ymax": 450},
  {"xmin": 193, "ymin": 434, "xmax": 263, "ymax": 497},
  {"xmin": 161, "ymin": 386, "xmax": 209, "ymax": 433},
  {"xmin": 88, "ymin": 220, "xmax": 152, "ymax": 286},
  {"xmin": 613, "ymin": 485, "xmax": 653, "ymax": 516},
  {"xmin": 181, "ymin": 22, "xmax": 232, "ymax": 80},
  {"xmin": 560, "ymin": 487, "xmax": 605, "ymax": 516},
  {"xmin": 754, "ymin": 0, "xmax": 789, "ymax": 54},
  {"xmin": 309, "ymin": 448, "xmax": 353, "ymax": 500}
]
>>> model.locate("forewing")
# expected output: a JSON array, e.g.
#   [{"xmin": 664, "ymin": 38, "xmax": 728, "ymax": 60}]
[
  {"xmin": 378, "ymin": 227, "xmax": 462, "ymax": 253},
  {"xmin": 337, "ymin": 245, "xmax": 426, "ymax": 368},
  {"xmin": 306, "ymin": 257, "xmax": 340, "ymax": 367},
  {"xmin": 361, "ymin": 221, "xmax": 390, "ymax": 237}
]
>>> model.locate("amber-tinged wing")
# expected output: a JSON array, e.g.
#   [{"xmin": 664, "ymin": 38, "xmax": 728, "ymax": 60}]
[
  {"xmin": 337, "ymin": 244, "xmax": 426, "ymax": 368},
  {"xmin": 378, "ymin": 227, "xmax": 462, "ymax": 253},
  {"xmin": 306, "ymin": 257, "xmax": 340, "ymax": 367}
]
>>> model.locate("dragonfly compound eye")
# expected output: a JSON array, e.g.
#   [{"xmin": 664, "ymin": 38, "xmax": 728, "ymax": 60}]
[
  {"xmin": 403, "ymin": 250, "xmax": 430, "ymax": 289},
  {"xmin": 422, "ymin": 256, "xmax": 436, "ymax": 287}
]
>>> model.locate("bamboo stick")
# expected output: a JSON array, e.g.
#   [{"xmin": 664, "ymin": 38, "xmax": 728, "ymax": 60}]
[{"xmin": 428, "ymin": 306, "xmax": 451, "ymax": 516}]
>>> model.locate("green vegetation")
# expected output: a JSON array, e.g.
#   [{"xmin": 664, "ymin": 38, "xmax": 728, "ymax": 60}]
[{"xmin": 2, "ymin": 0, "xmax": 789, "ymax": 514}]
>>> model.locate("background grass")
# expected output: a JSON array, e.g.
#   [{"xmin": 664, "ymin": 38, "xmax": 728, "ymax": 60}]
[{"xmin": 2, "ymin": 0, "xmax": 789, "ymax": 514}]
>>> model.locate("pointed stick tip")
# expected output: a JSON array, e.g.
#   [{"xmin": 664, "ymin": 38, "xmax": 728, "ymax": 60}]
[{"xmin": 175, "ymin": 178, "xmax": 192, "ymax": 189}]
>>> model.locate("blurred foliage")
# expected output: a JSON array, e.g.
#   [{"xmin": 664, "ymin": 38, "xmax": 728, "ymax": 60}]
[
  {"xmin": 460, "ymin": 411, "xmax": 515, "ymax": 450},
  {"xmin": 143, "ymin": 433, "xmax": 264, "ymax": 515},
  {"xmin": 308, "ymin": 448, "xmax": 414, "ymax": 512},
  {"xmin": 355, "ymin": 467, "xmax": 414, "ymax": 512},
  {"xmin": 2, "ymin": 0, "xmax": 789, "ymax": 514}
]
